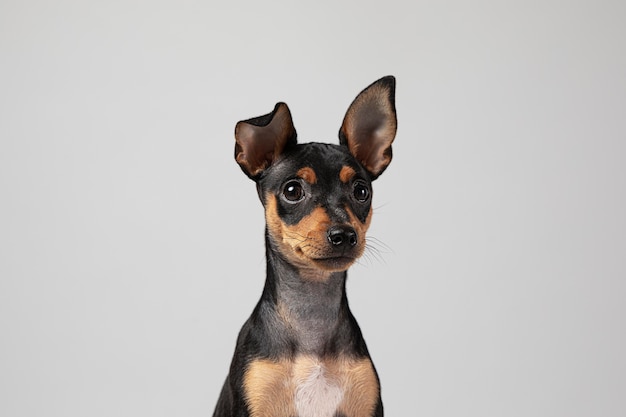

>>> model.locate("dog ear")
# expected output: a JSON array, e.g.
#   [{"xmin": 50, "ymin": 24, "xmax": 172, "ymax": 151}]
[
  {"xmin": 339, "ymin": 76, "xmax": 397, "ymax": 180},
  {"xmin": 235, "ymin": 102, "xmax": 297, "ymax": 179}
]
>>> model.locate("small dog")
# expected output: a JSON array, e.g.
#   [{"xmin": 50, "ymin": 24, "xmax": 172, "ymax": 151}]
[{"xmin": 213, "ymin": 76, "xmax": 397, "ymax": 417}]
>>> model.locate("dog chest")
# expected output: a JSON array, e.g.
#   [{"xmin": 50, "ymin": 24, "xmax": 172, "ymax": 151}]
[
  {"xmin": 293, "ymin": 357, "xmax": 343, "ymax": 417},
  {"xmin": 243, "ymin": 355, "xmax": 379, "ymax": 417}
]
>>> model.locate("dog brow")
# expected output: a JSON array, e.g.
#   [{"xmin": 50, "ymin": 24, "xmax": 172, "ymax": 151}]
[
  {"xmin": 297, "ymin": 167, "xmax": 317, "ymax": 184},
  {"xmin": 339, "ymin": 166, "xmax": 356, "ymax": 183}
]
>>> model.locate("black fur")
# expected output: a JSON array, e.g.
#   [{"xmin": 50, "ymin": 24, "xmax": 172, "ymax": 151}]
[{"xmin": 213, "ymin": 76, "xmax": 397, "ymax": 417}]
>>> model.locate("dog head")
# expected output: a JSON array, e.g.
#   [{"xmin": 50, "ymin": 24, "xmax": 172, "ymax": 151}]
[{"xmin": 234, "ymin": 76, "xmax": 397, "ymax": 277}]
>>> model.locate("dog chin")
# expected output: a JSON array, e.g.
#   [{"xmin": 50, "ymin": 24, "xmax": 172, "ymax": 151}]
[{"xmin": 310, "ymin": 256, "xmax": 357, "ymax": 271}]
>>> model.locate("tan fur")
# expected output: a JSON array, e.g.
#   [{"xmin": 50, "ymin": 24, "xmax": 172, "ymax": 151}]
[
  {"xmin": 346, "ymin": 205, "xmax": 373, "ymax": 254},
  {"xmin": 336, "ymin": 358, "xmax": 380, "ymax": 417},
  {"xmin": 243, "ymin": 359, "xmax": 296, "ymax": 417},
  {"xmin": 297, "ymin": 167, "xmax": 318, "ymax": 184},
  {"xmin": 265, "ymin": 194, "xmax": 329, "ymax": 259},
  {"xmin": 266, "ymin": 194, "xmax": 357, "ymax": 281},
  {"xmin": 265, "ymin": 193, "xmax": 373, "ymax": 281},
  {"xmin": 243, "ymin": 356, "xmax": 379, "ymax": 417},
  {"xmin": 339, "ymin": 165, "xmax": 356, "ymax": 183}
]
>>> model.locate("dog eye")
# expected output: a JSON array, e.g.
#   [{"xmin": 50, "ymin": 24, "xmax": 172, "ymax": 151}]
[
  {"xmin": 282, "ymin": 181, "xmax": 305, "ymax": 202},
  {"xmin": 353, "ymin": 181, "xmax": 370, "ymax": 202}
]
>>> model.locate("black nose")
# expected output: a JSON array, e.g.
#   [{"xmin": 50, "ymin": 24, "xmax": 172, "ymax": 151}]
[{"xmin": 327, "ymin": 226, "xmax": 358, "ymax": 248}]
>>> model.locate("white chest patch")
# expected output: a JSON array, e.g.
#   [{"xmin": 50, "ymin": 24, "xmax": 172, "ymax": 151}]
[{"xmin": 294, "ymin": 358, "xmax": 344, "ymax": 417}]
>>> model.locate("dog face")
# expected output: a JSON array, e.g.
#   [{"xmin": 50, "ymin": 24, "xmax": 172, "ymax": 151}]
[
  {"xmin": 259, "ymin": 143, "xmax": 374, "ymax": 274},
  {"xmin": 234, "ymin": 76, "xmax": 397, "ymax": 279}
]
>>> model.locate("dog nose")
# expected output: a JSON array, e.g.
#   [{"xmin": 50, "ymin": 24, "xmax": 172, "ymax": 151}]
[{"xmin": 327, "ymin": 226, "xmax": 358, "ymax": 248}]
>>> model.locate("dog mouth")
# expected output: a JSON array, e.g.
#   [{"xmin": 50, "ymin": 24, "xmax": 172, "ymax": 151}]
[
  {"xmin": 310, "ymin": 255, "xmax": 357, "ymax": 271},
  {"xmin": 290, "ymin": 237, "xmax": 363, "ymax": 272}
]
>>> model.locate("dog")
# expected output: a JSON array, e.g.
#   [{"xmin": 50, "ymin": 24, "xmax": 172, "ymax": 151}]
[{"xmin": 213, "ymin": 76, "xmax": 397, "ymax": 417}]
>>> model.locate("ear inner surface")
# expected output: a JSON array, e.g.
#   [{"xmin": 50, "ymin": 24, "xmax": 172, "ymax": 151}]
[
  {"xmin": 235, "ymin": 102, "xmax": 297, "ymax": 179},
  {"xmin": 339, "ymin": 76, "xmax": 397, "ymax": 179}
]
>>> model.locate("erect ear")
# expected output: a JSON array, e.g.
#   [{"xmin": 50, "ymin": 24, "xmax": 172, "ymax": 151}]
[
  {"xmin": 339, "ymin": 76, "xmax": 397, "ymax": 180},
  {"xmin": 234, "ymin": 102, "xmax": 297, "ymax": 180}
]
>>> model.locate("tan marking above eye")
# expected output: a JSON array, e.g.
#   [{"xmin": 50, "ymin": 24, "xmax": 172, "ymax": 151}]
[
  {"xmin": 339, "ymin": 166, "xmax": 356, "ymax": 183},
  {"xmin": 296, "ymin": 167, "xmax": 317, "ymax": 184}
]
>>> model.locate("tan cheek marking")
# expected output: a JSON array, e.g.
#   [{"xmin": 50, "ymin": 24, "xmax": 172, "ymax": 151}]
[
  {"xmin": 266, "ymin": 194, "xmax": 301, "ymax": 266},
  {"xmin": 283, "ymin": 206, "xmax": 331, "ymax": 254},
  {"xmin": 265, "ymin": 195, "xmax": 335, "ymax": 280},
  {"xmin": 297, "ymin": 167, "xmax": 317, "ymax": 184},
  {"xmin": 339, "ymin": 165, "xmax": 356, "ymax": 183},
  {"xmin": 345, "ymin": 205, "xmax": 372, "ymax": 259},
  {"xmin": 243, "ymin": 359, "xmax": 295, "ymax": 417},
  {"xmin": 265, "ymin": 194, "xmax": 333, "ymax": 271}
]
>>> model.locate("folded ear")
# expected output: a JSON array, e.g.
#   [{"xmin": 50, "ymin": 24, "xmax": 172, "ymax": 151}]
[
  {"xmin": 339, "ymin": 76, "xmax": 397, "ymax": 180},
  {"xmin": 235, "ymin": 102, "xmax": 297, "ymax": 180}
]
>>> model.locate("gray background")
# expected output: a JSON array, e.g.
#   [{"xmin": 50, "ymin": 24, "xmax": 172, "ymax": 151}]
[{"xmin": 1, "ymin": 0, "xmax": 625, "ymax": 416}]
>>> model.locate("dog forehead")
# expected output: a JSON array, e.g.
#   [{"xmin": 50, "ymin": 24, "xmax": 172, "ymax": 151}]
[{"xmin": 269, "ymin": 143, "xmax": 362, "ymax": 183}]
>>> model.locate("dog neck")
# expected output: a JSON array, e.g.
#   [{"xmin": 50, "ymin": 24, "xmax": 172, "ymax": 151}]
[{"xmin": 262, "ymin": 242, "xmax": 355, "ymax": 355}]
